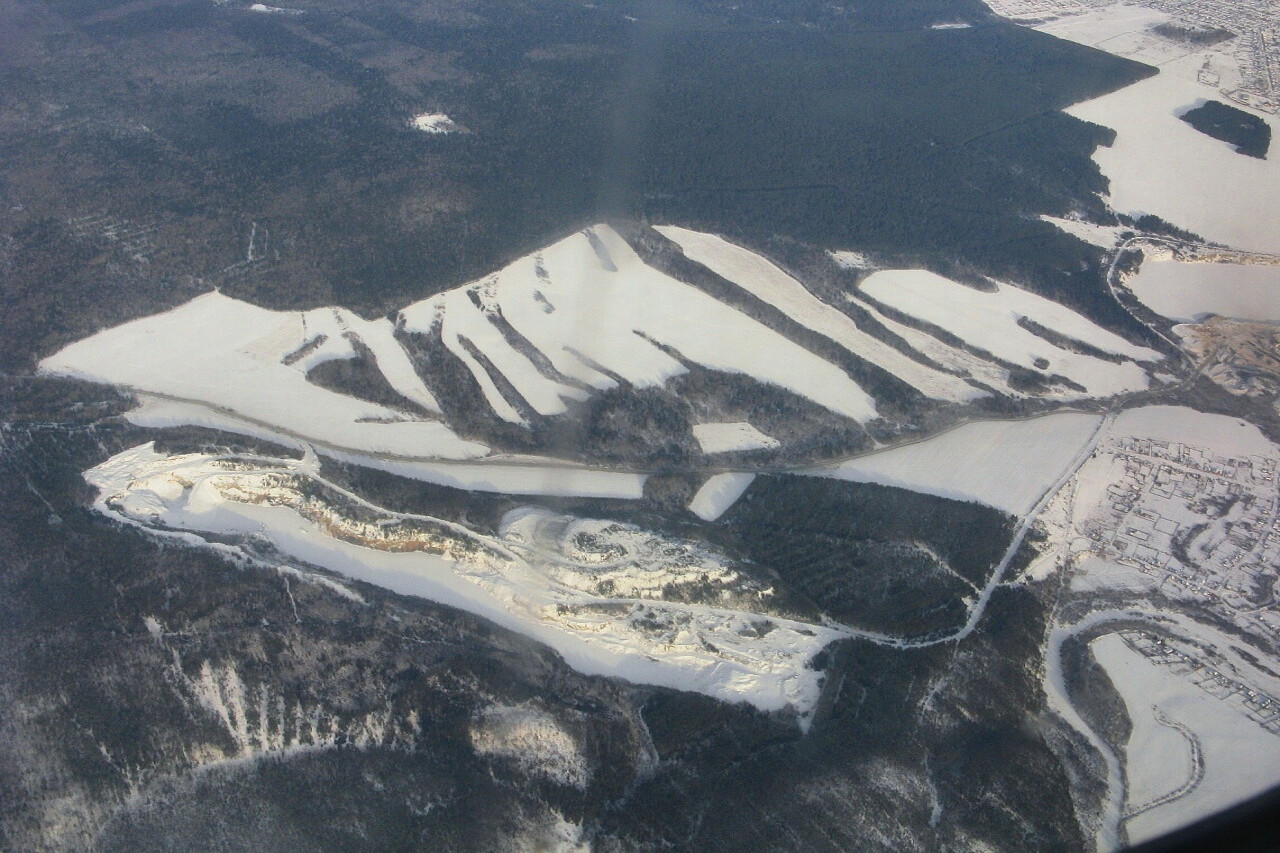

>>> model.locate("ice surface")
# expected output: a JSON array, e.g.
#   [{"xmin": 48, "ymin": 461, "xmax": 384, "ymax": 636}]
[
  {"xmin": 1061, "ymin": 43, "xmax": 1280, "ymax": 253},
  {"xmin": 803, "ymin": 413, "xmax": 1105, "ymax": 515},
  {"xmin": 1126, "ymin": 261, "xmax": 1280, "ymax": 324}
]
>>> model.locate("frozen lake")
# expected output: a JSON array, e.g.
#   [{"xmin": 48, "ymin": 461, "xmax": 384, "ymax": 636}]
[{"xmin": 1127, "ymin": 261, "xmax": 1280, "ymax": 323}]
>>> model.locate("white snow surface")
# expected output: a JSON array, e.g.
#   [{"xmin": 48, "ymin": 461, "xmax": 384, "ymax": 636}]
[
  {"xmin": 400, "ymin": 225, "xmax": 880, "ymax": 423},
  {"xmin": 860, "ymin": 270, "xmax": 1160, "ymax": 397},
  {"xmin": 125, "ymin": 395, "xmax": 303, "ymax": 451},
  {"xmin": 850, "ymin": 297, "xmax": 1017, "ymax": 395},
  {"xmin": 656, "ymin": 225, "xmax": 984, "ymax": 402},
  {"xmin": 1126, "ymin": 261, "xmax": 1280, "ymax": 324},
  {"xmin": 688, "ymin": 473, "xmax": 755, "ymax": 522},
  {"xmin": 410, "ymin": 113, "xmax": 460, "ymax": 134},
  {"xmin": 38, "ymin": 292, "xmax": 486, "ymax": 460},
  {"xmin": 802, "ymin": 413, "xmax": 1104, "ymax": 515},
  {"xmin": 1092, "ymin": 633, "xmax": 1280, "ymax": 845},
  {"xmin": 87, "ymin": 445, "xmax": 842, "ymax": 720},
  {"xmin": 247, "ymin": 3, "xmax": 302, "ymax": 13},
  {"xmin": 691, "ymin": 421, "xmax": 779, "ymax": 454}
]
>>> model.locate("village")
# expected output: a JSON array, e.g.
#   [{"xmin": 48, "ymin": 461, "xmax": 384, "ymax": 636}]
[
  {"xmin": 1078, "ymin": 432, "xmax": 1280, "ymax": 639},
  {"xmin": 982, "ymin": 0, "xmax": 1280, "ymax": 111},
  {"xmin": 1117, "ymin": 629, "xmax": 1280, "ymax": 737}
]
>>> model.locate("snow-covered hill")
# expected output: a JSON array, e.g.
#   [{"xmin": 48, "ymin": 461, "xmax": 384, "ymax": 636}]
[{"xmin": 39, "ymin": 222, "xmax": 1166, "ymax": 467}]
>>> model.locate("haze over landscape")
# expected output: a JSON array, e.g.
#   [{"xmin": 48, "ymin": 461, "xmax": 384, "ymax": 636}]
[{"xmin": 3, "ymin": 0, "xmax": 1280, "ymax": 850}]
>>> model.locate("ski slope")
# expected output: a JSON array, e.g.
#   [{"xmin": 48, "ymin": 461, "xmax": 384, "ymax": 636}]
[
  {"xmin": 400, "ymin": 226, "xmax": 879, "ymax": 423},
  {"xmin": 860, "ymin": 270, "xmax": 1160, "ymax": 397},
  {"xmin": 39, "ymin": 292, "xmax": 486, "ymax": 459},
  {"xmin": 655, "ymin": 225, "xmax": 985, "ymax": 402}
]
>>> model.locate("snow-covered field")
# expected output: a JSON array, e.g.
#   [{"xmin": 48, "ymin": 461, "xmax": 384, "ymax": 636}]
[
  {"xmin": 401, "ymin": 226, "xmax": 879, "ymax": 423},
  {"xmin": 1126, "ymin": 261, "xmax": 1280, "ymax": 323},
  {"xmin": 247, "ymin": 3, "xmax": 303, "ymax": 14},
  {"xmin": 691, "ymin": 421, "xmax": 779, "ymax": 454},
  {"xmin": 87, "ymin": 445, "xmax": 843, "ymax": 722},
  {"xmin": 38, "ymin": 293, "xmax": 487, "ymax": 460},
  {"xmin": 859, "ymin": 270, "xmax": 1160, "ymax": 398},
  {"xmin": 688, "ymin": 473, "xmax": 755, "ymax": 521},
  {"xmin": 1091, "ymin": 633, "xmax": 1280, "ymax": 845},
  {"xmin": 802, "ymin": 413, "xmax": 1104, "ymax": 515},
  {"xmin": 656, "ymin": 226, "xmax": 985, "ymax": 403}
]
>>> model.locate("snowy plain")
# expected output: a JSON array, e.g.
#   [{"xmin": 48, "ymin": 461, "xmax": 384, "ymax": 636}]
[
  {"xmin": 688, "ymin": 473, "xmax": 756, "ymax": 522},
  {"xmin": 1044, "ymin": 6, "xmax": 1280, "ymax": 254},
  {"xmin": 38, "ymin": 292, "xmax": 487, "ymax": 460}
]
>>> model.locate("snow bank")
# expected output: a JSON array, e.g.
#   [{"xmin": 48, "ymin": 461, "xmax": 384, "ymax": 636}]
[
  {"xmin": 401, "ymin": 225, "xmax": 879, "ymax": 423},
  {"xmin": 688, "ymin": 473, "xmax": 755, "ymax": 521},
  {"xmin": 1126, "ymin": 261, "xmax": 1280, "ymax": 324},
  {"xmin": 691, "ymin": 422, "xmax": 779, "ymax": 454},
  {"xmin": 860, "ymin": 270, "xmax": 1159, "ymax": 397},
  {"xmin": 802, "ymin": 413, "xmax": 1104, "ymax": 515},
  {"xmin": 657, "ymin": 225, "xmax": 984, "ymax": 402},
  {"xmin": 38, "ymin": 292, "xmax": 484, "ymax": 460}
]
